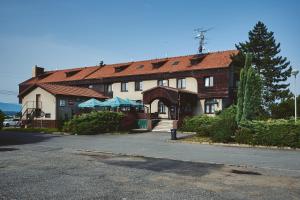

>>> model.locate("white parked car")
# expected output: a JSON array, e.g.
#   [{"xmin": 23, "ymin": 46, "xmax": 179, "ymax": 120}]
[{"xmin": 3, "ymin": 118, "xmax": 20, "ymax": 127}]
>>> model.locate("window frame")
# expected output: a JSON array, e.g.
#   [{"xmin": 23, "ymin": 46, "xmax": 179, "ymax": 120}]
[
  {"xmin": 105, "ymin": 83, "xmax": 112, "ymax": 92},
  {"xmin": 204, "ymin": 99, "xmax": 217, "ymax": 114},
  {"xmin": 177, "ymin": 78, "xmax": 186, "ymax": 89},
  {"xmin": 157, "ymin": 79, "xmax": 169, "ymax": 87},
  {"xmin": 204, "ymin": 76, "xmax": 214, "ymax": 87},
  {"xmin": 121, "ymin": 82, "xmax": 128, "ymax": 92},
  {"xmin": 59, "ymin": 99, "xmax": 66, "ymax": 107},
  {"xmin": 135, "ymin": 81, "xmax": 143, "ymax": 91},
  {"xmin": 158, "ymin": 101, "xmax": 166, "ymax": 114}
]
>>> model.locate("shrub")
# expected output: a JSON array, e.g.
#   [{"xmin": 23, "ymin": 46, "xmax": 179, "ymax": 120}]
[
  {"xmin": 270, "ymin": 96, "xmax": 300, "ymax": 119},
  {"xmin": 63, "ymin": 111, "xmax": 125, "ymax": 135},
  {"xmin": 237, "ymin": 120, "xmax": 300, "ymax": 148},
  {"xmin": 181, "ymin": 106, "xmax": 237, "ymax": 143},
  {"xmin": 235, "ymin": 126, "xmax": 254, "ymax": 144},
  {"xmin": 180, "ymin": 115, "xmax": 218, "ymax": 136},
  {"xmin": 0, "ymin": 110, "xmax": 4, "ymax": 130},
  {"xmin": 211, "ymin": 106, "xmax": 237, "ymax": 143}
]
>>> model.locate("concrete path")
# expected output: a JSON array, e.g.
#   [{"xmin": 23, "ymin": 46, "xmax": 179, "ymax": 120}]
[{"xmin": 1, "ymin": 131, "xmax": 300, "ymax": 173}]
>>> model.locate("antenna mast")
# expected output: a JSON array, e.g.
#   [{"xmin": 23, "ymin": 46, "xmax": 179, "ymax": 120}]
[{"xmin": 194, "ymin": 28, "xmax": 213, "ymax": 54}]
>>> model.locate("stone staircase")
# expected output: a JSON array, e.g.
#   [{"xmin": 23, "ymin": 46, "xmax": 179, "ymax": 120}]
[{"xmin": 152, "ymin": 119, "xmax": 174, "ymax": 133}]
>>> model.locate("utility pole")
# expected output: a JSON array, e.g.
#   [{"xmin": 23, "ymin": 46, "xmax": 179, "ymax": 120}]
[
  {"xmin": 292, "ymin": 70, "xmax": 299, "ymax": 123},
  {"xmin": 194, "ymin": 28, "xmax": 212, "ymax": 54}
]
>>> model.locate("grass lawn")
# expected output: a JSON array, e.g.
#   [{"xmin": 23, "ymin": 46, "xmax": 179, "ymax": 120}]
[{"xmin": 180, "ymin": 135, "xmax": 213, "ymax": 143}]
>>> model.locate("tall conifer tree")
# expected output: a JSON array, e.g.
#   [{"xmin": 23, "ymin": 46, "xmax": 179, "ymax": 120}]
[
  {"xmin": 233, "ymin": 21, "xmax": 292, "ymax": 111},
  {"xmin": 236, "ymin": 53, "xmax": 262, "ymax": 122}
]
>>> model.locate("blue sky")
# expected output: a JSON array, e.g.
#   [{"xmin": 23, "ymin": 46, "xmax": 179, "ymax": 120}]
[{"xmin": 0, "ymin": 0, "xmax": 299, "ymax": 103}]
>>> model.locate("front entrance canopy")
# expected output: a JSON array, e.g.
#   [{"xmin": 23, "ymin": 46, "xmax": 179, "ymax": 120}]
[{"xmin": 142, "ymin": 86, "xmax": 198, "ymax": 120}]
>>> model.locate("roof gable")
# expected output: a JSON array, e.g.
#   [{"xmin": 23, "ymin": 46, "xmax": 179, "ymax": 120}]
[{"xmin": 19, "ymin": 84, "xmax": 107, "ymax": 99}]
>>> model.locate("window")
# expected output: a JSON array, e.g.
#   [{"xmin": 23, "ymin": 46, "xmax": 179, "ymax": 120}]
[
  {"xmin": 152, "ymin": 60, "xmax": 168, "ymax": 69},
  {"xmin": 137, "ymin": 64, "xmax": 144, "ymax": 69},
  {"xmin": 121, "ymin": 82, "xmax": 128, "ymax": 92},
  {"xmin": 135, "ymin": 81, "xmax": 143, "ymax": 91},
  {"xmin": 205, "ymin": 99, "xmax": 217, "ymax": 114},
  {"xmin": 105, "ymin": 84, "xmax": 112, "ymax": 92},
  {"xmin": 158, "ymin": 101, "xmax": 166, "ymax": 114},
  {"xmin": 190, "ymin": 56, "xmax": 205, "ymax": 65},
  {"xmin": 36, "ymin": 94, "xmax": 41, "ymax": 109},
  {"xmin": 65, "ymin": 70, "xmax": 81, "ymax": 77},
  {"xmin": 59, "ymin": 99, "xmax": 66, "ymax": 107},
  {"xmin": 172, "ymin": 61, "xmax": 180, "ymax": 65},
  {"xmin": 115, "ymin": 64, "xmax": 130, "ymax": 73},
  {"xmin": 204, "ymin": 76, "xmax": 214, "ymax": 87},
  {"xmin": 177, "ymin": 78, "xmax": 186, "ymax": 89},
  {"xmin": 45, "ymin": 113, "xmax": 51, "ymax": 118},
  {"xmin": 88, "ymin": 85, "xmax": 93, "ymax": 89},
  {"xmin": 158, "ymin": 80, "xmax": 168, "ymax": 86}
]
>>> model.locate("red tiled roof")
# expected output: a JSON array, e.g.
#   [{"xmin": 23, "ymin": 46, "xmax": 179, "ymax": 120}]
[
  {"xmin": 21, "ymin": 50, "xmax": 238, "ymax": 85},
  {"xmin": 19, "ymin": 83, "xmax": 107, "ymax": 99}
]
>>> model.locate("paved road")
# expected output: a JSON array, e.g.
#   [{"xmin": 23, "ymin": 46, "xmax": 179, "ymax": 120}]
[
  {"xmin": 0, "ymin": 131, "xmax": 300, "ymax": 199},
  {"xmin": 1, "ymin": 131, "xmax": 300, "ymax": 172}
]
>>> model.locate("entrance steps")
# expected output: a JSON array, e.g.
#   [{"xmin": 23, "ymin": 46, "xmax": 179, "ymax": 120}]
[{"xmin": 152, "ymin": 119, "xmax": 174, "ymax": 133}]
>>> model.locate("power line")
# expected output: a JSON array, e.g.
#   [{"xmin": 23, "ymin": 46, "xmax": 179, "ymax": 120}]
[{"xmin": 0, "ymin": 90, "xmax": 18, "ymax": 96}]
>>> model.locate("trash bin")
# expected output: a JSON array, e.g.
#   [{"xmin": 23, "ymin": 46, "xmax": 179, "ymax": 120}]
[{"xmin": 170, "ymin": 129, "xmax": 177, "ymax": 140}]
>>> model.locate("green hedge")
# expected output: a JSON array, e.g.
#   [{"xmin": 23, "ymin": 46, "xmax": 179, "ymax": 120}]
[
  {"xmin": 211, "ymin": 106, "xmax": 237, "ymax": 143},
  {"xmin": 180, "ymin": 106, "xmax": 237, "ymax": 143},
  {"xmin": 236, "ymin": 120, "xmax": 300, "ymax": 148},
  {"xmin": 0, "ymin": 110, "xmax": 4, "ymax": 130},
  {"xmin": 180, "ymin": 115, "xmax": 218, "ymax": 136},
  {"xmin": 181, "ymin": 106, "xmax": 300, "ymax": 148},
  {"xmin": 63, "ymin": 111, "xmax": 125, "ymax": 135}
]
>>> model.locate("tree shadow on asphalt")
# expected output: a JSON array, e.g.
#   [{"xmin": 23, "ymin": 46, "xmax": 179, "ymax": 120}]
[
  {"xmin": 0, "ymin": 131, "xmax": 58, "ymax": 146},
  {"xmin": 90, "ymin": 153, "xmax": 223, "ymax": 177}
]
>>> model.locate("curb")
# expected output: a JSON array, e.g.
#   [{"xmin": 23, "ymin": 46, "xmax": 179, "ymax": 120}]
[{"xmin": 168, "ymin": 139, "xmax": 300, "ymax": 151}]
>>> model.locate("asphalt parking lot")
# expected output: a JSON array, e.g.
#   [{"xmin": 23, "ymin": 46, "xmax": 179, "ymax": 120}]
[{"xmin": 0, "ymin": 131, "xmax": 300, "ymax": 200}]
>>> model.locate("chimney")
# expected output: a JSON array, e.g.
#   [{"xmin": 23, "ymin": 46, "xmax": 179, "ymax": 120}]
[{"xmin": 32, "ymin": 65, "xmax": 44, "ymax": 77}]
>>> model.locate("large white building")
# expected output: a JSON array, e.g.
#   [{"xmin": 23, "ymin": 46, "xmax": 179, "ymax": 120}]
[{"xmin": 18, "ymin": 50, "xmax": 239, "ymax": 128}]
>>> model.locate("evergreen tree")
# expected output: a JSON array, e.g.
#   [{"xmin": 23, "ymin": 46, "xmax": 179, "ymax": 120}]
[
  {"xmin": 236, "ymin": 53, "xmax": 262, "ymax": 122},
  {"xmin": 236, "ymin": 54, "xmax": 252, "ymax": 122},
  {"xmin": 233, "ymin": 21, "xmax": 292, "ymax": 111},
  {"xmin": 242, "ymin": 66, "xmax": 262, "ymax": 121}
]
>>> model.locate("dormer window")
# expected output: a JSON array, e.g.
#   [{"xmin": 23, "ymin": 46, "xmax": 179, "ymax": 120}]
[
  {"xmin": 65, "ymin": 70, "xmax": 81, "ymax": 77},
  {"xmin": 190, "ymin": 56, "xmax": 205, "ymax": 65},
  {"xmin": 137, "ymin": 64, "xmax": 144, "ymax": 69},
  {"xmin": 172, "ymin": 61, "xmax": 180, "ymax": 66},
  {"xmin": 152, "ymin": 60, "xmax": 167, "ymax": 69},
  {"xmin": 115, "ymin": 64, "xmax": 129, "ymax": 73},
  {"xmin": 37, "ymin": 73, "xmax": 52, "ymax": 80}
]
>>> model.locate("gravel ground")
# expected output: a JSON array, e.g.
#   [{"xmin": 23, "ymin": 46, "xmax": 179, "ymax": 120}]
[{"xmin": 0, "ymin": 131, "xmax": 300, "ymax": 199}]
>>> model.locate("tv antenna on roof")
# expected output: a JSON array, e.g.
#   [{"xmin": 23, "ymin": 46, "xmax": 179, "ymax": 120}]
[{"xmin": 194, "ymin": 27, "xmax": 213, "ymax": 54}]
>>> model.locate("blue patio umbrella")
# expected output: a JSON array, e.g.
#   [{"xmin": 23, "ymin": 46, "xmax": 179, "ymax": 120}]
[
  {"xmin": 100, "ymin": 97, "xmax": 131, "ymax": 108},
  {"xmin": 125, "ymin": 98, "xmax": 143, "ymax": 108},
  {"xmin": 78, "ymin": 98, "xmax": 104, "ymax": 108}
]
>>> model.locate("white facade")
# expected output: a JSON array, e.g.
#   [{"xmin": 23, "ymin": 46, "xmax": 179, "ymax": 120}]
[
  {"xmin": 21, "ymin": 87, "xmax": 57, "ymax": 120},
  {"xmin": 112, "ymin": 77, "xmax": 199, "ymax": 118},
  {"xmin": 21, "ymin": 76, "xmax": 223, "ymax": 121}
]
